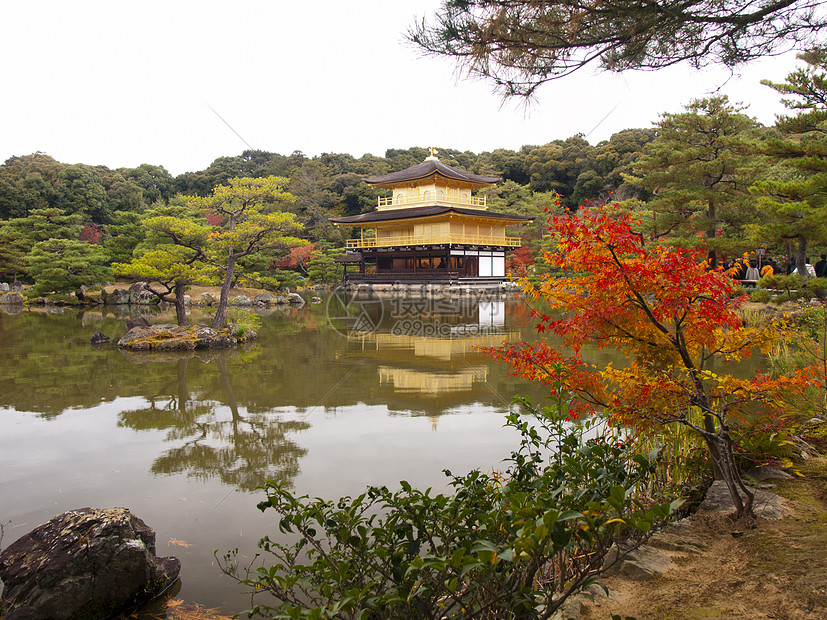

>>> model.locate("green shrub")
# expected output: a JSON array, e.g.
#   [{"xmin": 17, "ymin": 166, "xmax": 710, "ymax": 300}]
[
  {"xmin": 734, "ymin": 417, "xmax": 798, "ymax": 474},
  {"xmin": 749, "ymin": 289, "xmax": 772, "ymax": 303},
  {"xmin": 759, "ymin": 274, "xmax": 827, "ymax": 303},
  {"xmin": 219, "ymin": 396, "xmax": 681, "ymax": 619},
  {"xmin": 225, "ymin": 308, "xmax": 261, "ymax": 340}
]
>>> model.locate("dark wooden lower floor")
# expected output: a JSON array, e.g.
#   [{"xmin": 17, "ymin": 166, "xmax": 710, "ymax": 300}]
[{"xmin": 337, "ymin": 246, "xmax": 509, "ymax": 283}]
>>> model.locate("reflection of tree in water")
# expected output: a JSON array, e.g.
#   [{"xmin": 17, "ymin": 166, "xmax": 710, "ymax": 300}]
[{"xmin": 118, "ymin": 354, "xmax": 309, "ymax": 491}]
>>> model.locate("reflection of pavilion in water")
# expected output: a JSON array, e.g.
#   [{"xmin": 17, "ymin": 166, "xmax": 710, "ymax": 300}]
[{"xmin": 347, "ymin": 300, "xmax": 521, "ymax": 401}]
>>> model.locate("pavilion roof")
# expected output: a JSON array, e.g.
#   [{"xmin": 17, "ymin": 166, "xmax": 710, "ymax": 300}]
[
  {"xmin": 329, "ymin": 205, "xmax": 533, "ymax": 225},
  {"xmin": 365, "ymin": 159, "xmax": 500, "ymax": 188}
]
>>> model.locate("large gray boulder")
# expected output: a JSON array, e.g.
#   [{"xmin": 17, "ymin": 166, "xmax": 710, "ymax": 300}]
[
  {"xmin": 602, "ymin": 543, "xmax": 671, "ymax": 582},
  {"xmin": 0, "ymin": 507, "xmax": 180, "ymax": 620},
  {"xmin": 128, "ymin": 282, "xmax": 156, "ymax": 305},
  {"xmin": 254, "ymin": 292, "xmax": 277, "ymax": 306},
  {"xmin": 106, "ymin": 288, "xmax": 131, "ymax": 305},
  {"xmin": 0, "ymin": 292, "xmax": 24, "ymax": 305},
  {"xmin": 700, "ymin": 480, "xmax": 790, "ymax": 519},
  {"xmin": 286, "ymin": 292, "xmax": 305, "ymax": 306},
  {"xmin": 229, "ymin": 295, "xmax": 252, "ymax": 306}
]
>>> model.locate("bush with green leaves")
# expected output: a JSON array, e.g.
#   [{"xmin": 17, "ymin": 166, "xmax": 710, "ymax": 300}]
[
  {"xmin": 225, "ymin": 308, "xmax": 262, "ymax": 340},
  {"xmin": 26, "ymin": 238, "xmax": 110, "ymax": 299},
  {"xmin": 759, "ymin": 274, "xmax": 827, "ymax": 303},
  {"xmin": 307, "ymin": 242, "xmax": 343, "ymax": 285},
  {"xmin": 748, "ymin": 288, "xmax": 772, "ymax": 303},
  {"xmin": 219, "ymin": 395, "xmax": 681, "ymax": 619}
]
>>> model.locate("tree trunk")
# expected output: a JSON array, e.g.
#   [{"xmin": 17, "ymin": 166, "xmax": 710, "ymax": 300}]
[
  {"xmin": 211, "ymin": 252, "xmax": 236, "ymax": 330},
  {"xmin": 796, "ymin": 237, "xmax": 809, "ymax": 279},
  {"xmin": 703, "ymin": 413, "xmax": 724, "ymax": 480},
  {"xmin": 694, "ymin": 383, "xmax": 754, "ymax": 519},
  {"xmin": 699, "ymin": 422, "xmax": 755, "ymax": 520},
  {"xmin": 706, "ymin": 197, "xmax": 718, "ymax": 269},
  {"xmin": 174, "ymin": 279, "xmax": 188, "ymax": 327}
]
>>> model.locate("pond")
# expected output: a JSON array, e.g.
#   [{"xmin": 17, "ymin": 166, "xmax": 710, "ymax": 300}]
[
  {"xmin": 0, "ymin": 289, "xmax": 765, "ymax": 615},
  {"xmin": 0, "ymin": 290, "xmax": 555, "ymax": 614}
]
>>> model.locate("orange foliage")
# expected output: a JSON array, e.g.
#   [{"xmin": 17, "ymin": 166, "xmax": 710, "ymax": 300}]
[
  {"xmin": 487, "ymin": 208, "xmax": 815, "ymax": 430},
  {"xmin": 274, "ymin": 242, "xmax": 316, "ymax": 272}
]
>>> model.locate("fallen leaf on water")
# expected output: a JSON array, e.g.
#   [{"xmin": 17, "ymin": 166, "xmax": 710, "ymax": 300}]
[
  {"xmin": 137, "ymin": 596, "xmax": 232, "ymax": 620},
  {"xmin": 169, "ymin": 538, "xmax": 193, "ymax": 548}
]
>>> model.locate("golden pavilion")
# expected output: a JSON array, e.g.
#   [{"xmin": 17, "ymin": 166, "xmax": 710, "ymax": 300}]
[{"xmin": 330, "ymin": 151, "xmax": 532, "ymax": 283}]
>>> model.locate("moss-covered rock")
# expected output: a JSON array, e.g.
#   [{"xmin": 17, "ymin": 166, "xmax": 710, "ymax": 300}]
[{"xmin": 117, "ymin": 324, "xmax": 236, "ymax": 351}]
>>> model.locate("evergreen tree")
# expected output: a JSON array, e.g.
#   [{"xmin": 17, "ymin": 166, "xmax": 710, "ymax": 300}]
[
  {"xmin": 411, "ymin": 0, "xmax": 825, "ymax": 97},
  {"xmin": 185, "ymin": 177, "xmax": 305, "ymax": 329},
  {"xmin": 27, "ymin": 238, "xmax": 110, "ymax": 299},
  {"xmin": 112, "ymin": 206, "xmax": 212, "ymax": 326},
  {"xmin": 751, "ymin": 49, "xmax": 827, "ymax": 275},
  {"xmin": 0, "ymin": 208, "xmax": 83, "ymax": 281},
  {"xmin": 627, "ymin": 96, "xmax": 761, "ymax": 266},
  {"xmin": 307, "ymin": 242, "xmax": 343, "ymax": 285},
  {"xmin": 762, "ymin": 47, "xmax": 827, "ymax": 133}
]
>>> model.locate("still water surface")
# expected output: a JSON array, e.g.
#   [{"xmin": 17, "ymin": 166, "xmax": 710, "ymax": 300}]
[
  {"xmin": 0, "ymin": 291, "xmax": 764, "ymax": 614},
  {"xmin": 0, "ymin": 293, "xmax": 558, "ymax": 613}
]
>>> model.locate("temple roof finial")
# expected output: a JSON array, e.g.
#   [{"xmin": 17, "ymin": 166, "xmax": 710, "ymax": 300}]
[{"xmin": 425, "ymin": 147, "xmax": 439, "ymax": 161}]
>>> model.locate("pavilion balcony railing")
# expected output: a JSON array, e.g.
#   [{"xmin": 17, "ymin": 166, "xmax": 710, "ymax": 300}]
[
  {"xmin": 346, "ymin": 270, "xmax": 461, "ymax": 282},
  {"xmin": 376, "ymin": 194, "xmax": 487, "ymax": 210},
  {"xmin": 345, "ymin": 234, "xmax": 521, "ymax": 249}
]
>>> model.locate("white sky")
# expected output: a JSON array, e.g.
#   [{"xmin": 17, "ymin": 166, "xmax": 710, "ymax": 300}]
[{"xmin": 0, "ymin": 0, "xmax": 809, "ymax": 176}]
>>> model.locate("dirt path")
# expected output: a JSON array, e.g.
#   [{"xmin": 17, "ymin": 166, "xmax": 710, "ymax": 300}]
[{"xmin": 581, "ymin": 457, "xmax": 827, "ymax": 620}]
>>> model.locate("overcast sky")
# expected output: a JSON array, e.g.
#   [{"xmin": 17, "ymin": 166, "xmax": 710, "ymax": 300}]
[{"xmin": 0, "ymin": 0, "xmax": 809, "ymax": 176}]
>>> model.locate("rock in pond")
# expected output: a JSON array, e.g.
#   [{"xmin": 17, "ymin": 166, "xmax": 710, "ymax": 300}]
[
  {"xmin": 89, "ymin": 331, "xmax": 110, "ymax": 344},
  {"xmin": 106, "ymin": 288, "xmax": 131, "ymax": 305},
  {"xmin": 118, "ymin": 324, "xmax": 236, "ymax": 351},
  {"xmin": 128, "ymin": 282, "xmax": 156, "ymax": 305},
  {"xmin": 254, "ymin": 292, "xmax": 277, "ymax": 306},
  {"xmin": 0, "ymin": 292, "xmax": 24, "ymax": 305},
  {"xmin": 125, "ymin": 316, "xmax": 152, "ymax": 331},
  {"xmin": 0, "ymin": 507, "xmax": 180, "ymax": 620}
]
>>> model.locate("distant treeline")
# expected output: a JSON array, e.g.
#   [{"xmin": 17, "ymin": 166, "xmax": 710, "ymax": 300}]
[
  {"xmin": 0, "ymin": 130, "xmax": 656, "ymax": 227},
  {"xmin": 3, "ymin": 83, "xmax": 827, "ymax": 283}
]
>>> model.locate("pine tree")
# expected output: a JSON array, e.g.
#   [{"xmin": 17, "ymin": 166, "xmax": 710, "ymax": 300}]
[
  {"xmin": 751, "ymin": 49, "xmax": 827, "ymax": 275},
  {"xmin": 627, "ymin": 96, "xmax": 761, "ymax": 266}
]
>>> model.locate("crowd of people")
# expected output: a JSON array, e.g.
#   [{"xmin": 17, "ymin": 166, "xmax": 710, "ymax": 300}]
[{"xmin": 721, "ymin": 253, "xmax": 827, "ymax": 285}]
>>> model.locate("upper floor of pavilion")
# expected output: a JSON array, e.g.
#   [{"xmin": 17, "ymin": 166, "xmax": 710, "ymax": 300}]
[{"xmin": 365, "ymin": 150, "xmax": 500, "ymax": 211}]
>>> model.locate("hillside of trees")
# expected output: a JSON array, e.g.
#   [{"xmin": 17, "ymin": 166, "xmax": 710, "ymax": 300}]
[{"xmin": 1, "ymin": 48, "xmax": 826, "ymax": 291}]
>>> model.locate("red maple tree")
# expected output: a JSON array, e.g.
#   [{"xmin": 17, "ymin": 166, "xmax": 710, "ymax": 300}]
[
  {"xmin": 273, "ymin": 242, "xmax": 316, "ymax": 275},
  {"xmin": 487, "ymin": 207, "xmax": 817, "ymax": 518}
]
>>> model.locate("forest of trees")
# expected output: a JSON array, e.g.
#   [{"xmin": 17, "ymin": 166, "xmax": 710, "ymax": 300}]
[{"xmin": 1, "ymin": 48, "xmax": 826, "ymax": 292}]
